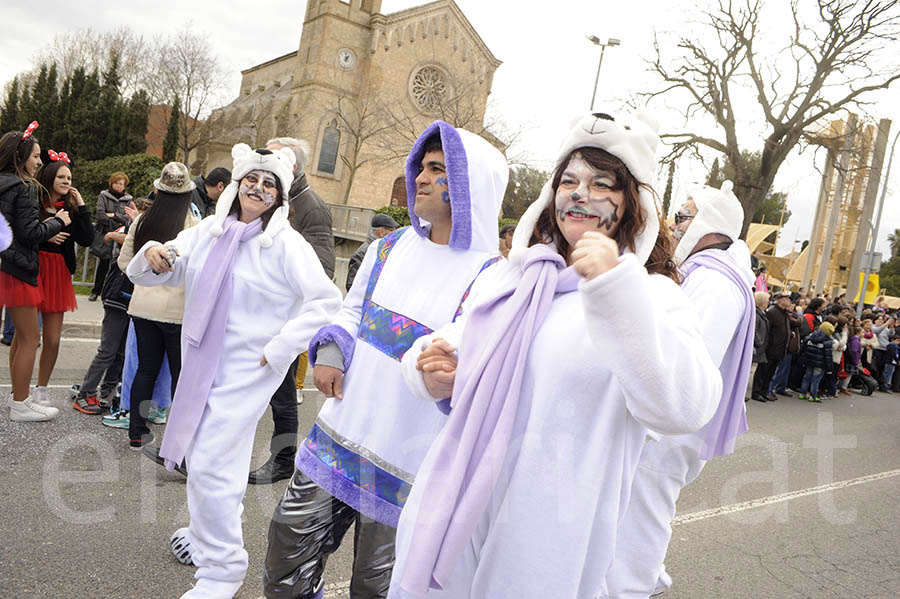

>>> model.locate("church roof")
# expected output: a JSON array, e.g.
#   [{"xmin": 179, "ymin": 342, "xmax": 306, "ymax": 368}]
[{"xmin": 372, "ymin": 0, "xmax": 501, "ymax": 68}]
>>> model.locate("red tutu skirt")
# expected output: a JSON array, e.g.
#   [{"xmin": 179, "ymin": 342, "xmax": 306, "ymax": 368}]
[
  {"xmin": 38, "ymin": 251, "xmax": 77, "ymax": 313},
  {"xmin": 0, "ymin": 270, "xmax": 43, "ymax": 308}
]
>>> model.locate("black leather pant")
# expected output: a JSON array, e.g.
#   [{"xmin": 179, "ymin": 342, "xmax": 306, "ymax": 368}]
[{"xmin": 264, "ymin": 470, "xmax": 396, "ymax": 599}]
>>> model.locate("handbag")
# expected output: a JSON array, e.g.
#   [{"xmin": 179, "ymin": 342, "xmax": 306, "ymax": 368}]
[{"xmin": 837, "ymin": 355, "xmax": 848, "ymax": 380}]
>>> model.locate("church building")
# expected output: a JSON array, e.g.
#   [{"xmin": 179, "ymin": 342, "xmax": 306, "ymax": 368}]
[{"xmin": 197, "ymin": 0, "xmax": 501, "ymax": 212}]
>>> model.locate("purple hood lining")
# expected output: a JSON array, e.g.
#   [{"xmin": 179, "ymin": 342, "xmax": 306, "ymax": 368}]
[{"xmin": 405, "ymin": 121, "xmax": 472, "ymax": 250}]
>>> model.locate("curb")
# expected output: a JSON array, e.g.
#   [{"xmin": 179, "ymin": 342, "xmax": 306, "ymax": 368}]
[{"xmin": 61, "ymin": 322, "xmax": 103, "ymax": 339}]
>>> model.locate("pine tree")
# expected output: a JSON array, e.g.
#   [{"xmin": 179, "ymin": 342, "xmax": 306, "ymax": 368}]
[
  {"xmin": 0, "ymin": 77, "xmax": 20, "ymax": 133},
  {"xmin": 661, "ymin": 162, "xmax": 675, "ymax": 218},
  {"xmin": 27, "ymin": 64, "xmax": 60, "ymax": 147},
  {"xmin": 162, "ymin": 97, "xmax": 181, "ymax": 162}
]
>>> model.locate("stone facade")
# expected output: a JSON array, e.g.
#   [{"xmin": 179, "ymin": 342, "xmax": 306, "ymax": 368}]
[{"xmin": 196, "ymin": 0, "xmax": 501, "ymax": 211}]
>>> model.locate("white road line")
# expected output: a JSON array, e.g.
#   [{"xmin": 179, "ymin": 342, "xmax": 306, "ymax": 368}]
[
  {"xmin": 314, "ymin": 470, "xmax": 900, "ymax": 597},
  {"xmin": 673, "ymin": 468, "xmax": 900, "ymax": 526},
  {"xmin": 61, "ymin": 337, "xmax": 102, "ymax": 343}
]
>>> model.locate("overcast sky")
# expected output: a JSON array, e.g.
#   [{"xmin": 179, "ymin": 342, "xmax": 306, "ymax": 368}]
[{"xmin": 3, "ymin": 0, "xmax": 899, "ymax": 260}]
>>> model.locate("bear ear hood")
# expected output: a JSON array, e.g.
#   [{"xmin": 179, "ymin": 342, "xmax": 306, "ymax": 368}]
[
  {"xmin": 509, "ymin": 109, "xmax": 662, "ymax": 267},
  {"xmin": 209, "ymin": 143, "xmax": 297, "ymax": 247},
  {"xmin": 404, "ymin": 121, "xmax": 508, "ymax": 252},
  {"xmin": 673, "ymin": 179, "xmax": 745, "ymax": 265}
]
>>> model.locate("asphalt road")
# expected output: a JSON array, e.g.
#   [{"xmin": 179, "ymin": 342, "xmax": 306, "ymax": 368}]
[{"xmin": 1, "ymin": 338, "xmax": 899, "ymax": 598}]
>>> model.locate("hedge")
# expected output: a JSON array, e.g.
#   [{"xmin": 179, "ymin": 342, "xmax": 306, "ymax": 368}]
[
  {"xmin": 375, "ymin": 205, "xmax": 518, "ymax": 233},
  {"xmin": 74, "ymin": 153, "xmax": 165, "ymax": 213}
]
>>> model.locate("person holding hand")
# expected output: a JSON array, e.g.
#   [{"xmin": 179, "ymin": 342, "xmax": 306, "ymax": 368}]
[
  {"xmin": 0, "ymin": 123, "xmax": 70, "ymax": 422},
  {"xmin": 390, "ymin": 110, "xmax": 722, "ymax": 599}
]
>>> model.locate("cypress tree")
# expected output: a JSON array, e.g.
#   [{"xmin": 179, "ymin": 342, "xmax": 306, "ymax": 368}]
[
  {"xmin": 71, "ymin": 69, "xmax": 104, "ymax": 160},
  {"xmin": 162, "ymin": 97, "xmax": 181, "ymax": 162},
  {"xmin": 51, "ymin": 78, "xmax": 72, "ymax": 151},
  {"xmin": 100, "ymin": 51, "xmax": 123, "ymax": 156},
  {"xmin": 122, "ymin": 89, "xmax": 150, "ymax": 155},
  {"xmin": 0, "ymin": 77, "xmax": 20, "ymax": 133},
  {"xmin": 661, "ymin": 161, "xmax": 675, "ymax": 219}
]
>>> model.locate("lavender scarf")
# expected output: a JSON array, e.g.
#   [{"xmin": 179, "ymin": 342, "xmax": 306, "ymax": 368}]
[
  {"xmin": 683, "ymin": 249, "xmax": 754, "ymax": 460},
  {"xmin": 400, "ymin": 243, "xmax": 580, "ymax": 594},
  {"xmin": 159, "ymin": 215, "xmax": 263, "ymax": 470}
]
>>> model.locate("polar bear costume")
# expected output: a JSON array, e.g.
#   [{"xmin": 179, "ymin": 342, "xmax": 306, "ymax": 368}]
[
  {"xmin": 606, "ymin": 181, "xmax": 756, "ymax": 598},
  {"xmin": 389, "ymin": 110, "xmax": 723, "ymax": 599},
  {"xmin": 127, "ymin": 144, "xmax": 342, "ymax": 599}
]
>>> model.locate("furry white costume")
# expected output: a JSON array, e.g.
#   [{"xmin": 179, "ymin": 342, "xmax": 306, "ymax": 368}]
[
  {"xmin": 607, "ymin": 181, "xmax": 755, "ymax": 598},
  {"xmin": 389, "ymin": 111, "xmax": 723, "ymax": 599},
  {"xmin": 127, "ymin": 144, "xmax": 342, "ymax": 598},
  {"xmin": 261, "ymin": 121, "xmax": 508, "ymax": 599}
]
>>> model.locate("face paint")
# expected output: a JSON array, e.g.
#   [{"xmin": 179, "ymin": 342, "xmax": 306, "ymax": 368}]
[
  {"xmin": 436, "ymin": 177, "xmax": 450, "ymax": 204},
  {"xmin": 554, "ymin": 154, "xmax": 623, "ymax": 232},
  {"xmin": 239, "ymin": 170, "xmax": 279, "ymax": 208}
]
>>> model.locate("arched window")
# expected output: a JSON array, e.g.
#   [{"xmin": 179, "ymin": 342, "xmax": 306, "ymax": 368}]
[
  {"xmin": 390, "ymin": 176, "xmax": 407, "ymax": 207},
  {"xmin": 317, "ymin": 119, "xmax": 340, "ymax": 175}
]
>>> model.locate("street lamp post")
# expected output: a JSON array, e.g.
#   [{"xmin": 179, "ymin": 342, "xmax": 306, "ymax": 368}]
[
  {"xmin": 588, "ymin": 35, "xmax": 621, "ymax": 111},
  {"xmin": 857, "ymin": 128, "xmax": 899, "ymax": 318}
]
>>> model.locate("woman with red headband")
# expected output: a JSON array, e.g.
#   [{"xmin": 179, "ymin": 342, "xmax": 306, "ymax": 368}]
[
  {"xmin": 0, "ymin": 123, "xmax": 72, "ymax": 422},
  {"xmin": 33, "ymin": 152, "xmax": 94, "ymax": 408}
]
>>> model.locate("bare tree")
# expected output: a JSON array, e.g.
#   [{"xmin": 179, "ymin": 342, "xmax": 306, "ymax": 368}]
[
  {"xmin": 648, "ymin": 0, "xmax": 900, "ymax": 236},
  {"xmin": 326, "ymin": 83, "xmax": 401, "ymax": 204},
  {"xmin": 144, "ymin": 27, "xmax": 228, "ymax": 167},
  {"xmin": 35, "ymin": 27, "xmax": 150, "ymax": 97}
]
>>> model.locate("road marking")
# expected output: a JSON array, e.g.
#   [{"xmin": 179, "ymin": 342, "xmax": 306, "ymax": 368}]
[
  {"xmin": 0, "ymin": 384, "xmax": 78, "ymax": 390},
  {"xmin": 61, "ymin": 337, "xmax": 102, "ymax": 343},
  {"xmin": 673, "ymin": 468, "xmax": 900, "ymax": 526}
]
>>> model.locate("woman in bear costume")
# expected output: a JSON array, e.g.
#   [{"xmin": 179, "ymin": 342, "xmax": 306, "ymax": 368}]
[
  {"xmin": 389, "ymin": 109, "xmax": 723, "ymax": 598},
  {"xmin": 126, "ymin": 144, "xmax": 342, "ymax": 599}
]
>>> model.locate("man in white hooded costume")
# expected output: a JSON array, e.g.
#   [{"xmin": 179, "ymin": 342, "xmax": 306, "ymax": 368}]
[
  {"xmin": 262, "ymin": 121, "xmax": 508, "ymax": 598},
  {"xmin": 606, "ymin": 181, "xmax": 756, "ymax": 598}
]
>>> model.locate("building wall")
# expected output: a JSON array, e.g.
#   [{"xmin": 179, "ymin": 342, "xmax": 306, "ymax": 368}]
[{"xmin": 197, "ymin": 0, "xmax": 499, "ymax": 213}]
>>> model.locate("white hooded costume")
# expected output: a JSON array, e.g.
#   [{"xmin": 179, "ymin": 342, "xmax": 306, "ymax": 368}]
[
  {"xmin": 606, "ymin": 181, "xmax": 756, "ymax": 598},
  {"xmin": 296, "ymin": 121, "xmax": 508, "ymax": 527},
  {"xmin": 127, "ymin": 144, "xmax": 342, "ymax": 598},
  {"xmin": 389, "ymin": 111, "xmax": 723, "ymax": 599}
]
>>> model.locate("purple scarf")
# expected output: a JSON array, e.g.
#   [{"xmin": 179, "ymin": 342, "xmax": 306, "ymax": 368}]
[
  {"xmin": 159, "ymin": 215, "xmax": 263, "ymax": 470},
  {"xmin": 400, "ymin": 243, "xmax": 580, "ymax": 595},
  {"xmin": 683, "ymin": 250, "xmax": 754, "ymax": 460},
  {"xmin": 0, "ymin": 212, "xmax": 11, "ymax": 252}
]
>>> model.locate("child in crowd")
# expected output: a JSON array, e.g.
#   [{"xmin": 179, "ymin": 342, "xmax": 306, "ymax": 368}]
[
  {"xmin": 799, "ymin": 321, "xmax": 834, "ymax": 403},
  {"xmin": 882, "ymin": 334, "xmax": 899, "ymax": 393},
  {"xmin": 71, "ymin": 197, "xmax": 138, "ymax": 414}
]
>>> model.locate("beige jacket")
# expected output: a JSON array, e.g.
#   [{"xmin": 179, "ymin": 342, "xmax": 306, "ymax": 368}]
[{"xmin": 118, "ymin": 212, "xmax": 199, "ymax": 324}]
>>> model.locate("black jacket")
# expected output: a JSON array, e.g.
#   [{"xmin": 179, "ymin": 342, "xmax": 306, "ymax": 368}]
[
  {"xmin": 288, "ymin": 173, "xmax": 335, "ymax": 278},
  {"xmin": 346, "ymin": 238, "xmax": 373, "ymax": 291},
  {"xmin": 801, "ymin": 330, "xmax": 833, "ymax": 369},
  {"xmin": 91, "ymin": 189, "xmax": 133, "ymax": 259},
  {"xmin": 38, "ymin": 204, "xmax": 94, "ymax": 274},
  {"xmin": 0, "ymin": 171, "xmax": 65, "ymax": 286},
  {"xmin": 191, "ymin": 176, "xmax": 214, "ymax": 218},
  {"xmin": 753, "ymin": 306, "xmax": 770, "ymax": 364},
  {"xmin": 764, "ymin": 304, "xmax": 792, "ymax": 361}
]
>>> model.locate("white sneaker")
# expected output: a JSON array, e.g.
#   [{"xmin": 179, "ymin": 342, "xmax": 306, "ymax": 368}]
[
  {"xmin": 170, "ymin": 527, "xmax": 196, "ymax": 566},
  {"xmin": 296, "ymin": 389, "xmax": 304, "ymax": 405},
  {"xmin": 9, "ymin": 396, "xmax": 59, "ymax": 422},
  {"xmin": 32, "ymin": 386, "xmax": 52, "ymax": 408}
]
